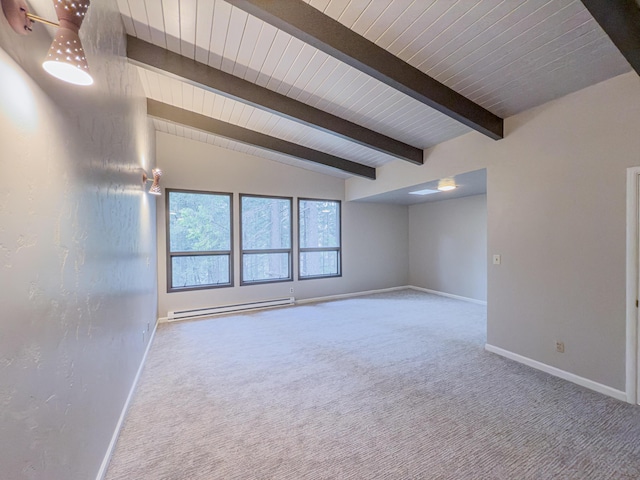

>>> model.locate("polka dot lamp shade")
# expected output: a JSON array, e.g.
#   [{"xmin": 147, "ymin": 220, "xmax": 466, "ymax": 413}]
[
  {"xmin": 149, "ymin": 169, "xmax": 162, "ymax": 195},
  {"xmin": 42, "ymin": 0, "xmax": 93, "ymax": 86}
]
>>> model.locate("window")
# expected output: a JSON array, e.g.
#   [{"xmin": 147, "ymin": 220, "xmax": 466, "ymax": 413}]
[
  {"xmin": 240, "ymin": 194, "xmax": 292, "ymax": 284},
  {"xmin": 298, "ymin": 198, "xmax": 341, "ymax": 279},
  {"xmin": 167, "ymin": 189, "xmax": 232, "ymax": 291}
]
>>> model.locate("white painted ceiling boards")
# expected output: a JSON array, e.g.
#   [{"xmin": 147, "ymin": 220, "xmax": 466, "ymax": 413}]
[{"xmin": 117, "ymin": 0, "xmax": 632, "ymax": 178}]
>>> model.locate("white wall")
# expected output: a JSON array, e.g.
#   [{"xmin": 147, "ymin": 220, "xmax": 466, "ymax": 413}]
[
  {"xmin": 348, "ymin": 72, "xmax": 640, "ymax": 393},
  {"xmin": 156, "ymin": 133, "xmax": 409, "ymax": 316},
  {"xmin": 409, "ymin": 195, "xmax": 487, "ymax": 301},
  {"xmin": 0, "ymin": 2, "xmax": 157, "ymax": 479}
]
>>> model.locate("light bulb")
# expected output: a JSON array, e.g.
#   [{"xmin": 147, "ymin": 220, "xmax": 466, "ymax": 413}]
[{"xmin": 42, "ymin": 60, "xmax": 93, "ymax": 85}]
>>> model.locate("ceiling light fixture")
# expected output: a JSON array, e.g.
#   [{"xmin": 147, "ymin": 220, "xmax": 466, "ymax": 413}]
[
  {"xmin": 142, "ymin": 168, "xmax": 162, "ymax": 195},
  {"xmin": 1, "ymin": 0, "xmax": 93, "ymax": 86},
  {"xmin": 437, "ymin": 177, "xmax": 457, "ymax": 192}
]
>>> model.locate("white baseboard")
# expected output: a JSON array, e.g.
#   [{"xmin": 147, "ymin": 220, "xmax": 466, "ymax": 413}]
[
  {"xmin": 95, "ymin": 320, "xmax": 158, "ymax": 480},
  {"xmin": 158, "ymin": 287, "xmax": 409, "ymax": 323},
  {"xmin": 485, "ymin": 343, "xmax": 627, "ymax": 402},
  {"xmin": 408, "ymin": 286, "xmax": 487, "ymax": 305},
  {"xmin": 158, "ymin": 285, "xmax": 484, "ymax": 323},
  {"xmin": 162, "ymin": 286, "xmax": 484, "ymax": 317},
  {"xmin": 295, "ymin": 285, "xmax": 409, "ymax": 305}
]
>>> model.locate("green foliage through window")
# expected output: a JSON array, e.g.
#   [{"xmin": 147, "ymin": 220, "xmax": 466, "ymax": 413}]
[
  {"xmin": 167, "ymin": 190, "xmax": 232, "ymax": 290},
  {"xmin": 299, "ymin": 199, "xmax": 341, "ymax": 278},
  {"xmin": 240, "ymin": 195, "xmax": 292, "ymax": 284}
]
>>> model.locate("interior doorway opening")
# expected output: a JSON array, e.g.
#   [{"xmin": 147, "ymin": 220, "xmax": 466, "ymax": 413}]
[{"xmin": 625, "ymin": 166, "xmax": 640, "ymax": 404}]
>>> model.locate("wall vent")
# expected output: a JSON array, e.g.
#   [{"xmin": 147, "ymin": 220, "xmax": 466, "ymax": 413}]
[{"xmin": 167, "ymin": 297, "xmax": 295, "ymax": 321}]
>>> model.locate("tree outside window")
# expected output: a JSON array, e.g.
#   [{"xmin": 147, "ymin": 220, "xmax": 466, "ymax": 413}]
[
  {"xmin": 240, "ymin": 195, "xmax": 292, "ymax": 284},
  {"xmin": 299, "ymin": 199, "xmax": 341, "ymax": 279},
  {"xmin": 167, "ymin": 190, "xmax": 232, "ymax": 291}
]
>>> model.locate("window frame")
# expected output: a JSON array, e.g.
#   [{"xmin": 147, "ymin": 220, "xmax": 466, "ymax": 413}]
[
  {"xmin": 239, "ymin": 193, "xmax": 293, "ymax": 286},
  {"xmin": 298, "ymin": 197, "xmax": 342, "ymax": 280},
  {"xmin": 166, "ymin": 188, "xmax": 234, "ymax": 293}
]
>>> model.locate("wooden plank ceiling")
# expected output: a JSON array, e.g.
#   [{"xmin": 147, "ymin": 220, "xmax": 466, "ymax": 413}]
[{"xmin": 118, "ymin": 0, "xmax": 632, "ymax": 179}]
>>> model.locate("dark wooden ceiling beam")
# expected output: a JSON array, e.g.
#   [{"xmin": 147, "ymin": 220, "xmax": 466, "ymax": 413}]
[
  {"xmin": 128, "ymin": 36, "xmax": 421, "ymax": 165},
  {"xmin": 225, "ymin": 0, "xmax": 503, "ymax": 140},
  {"xmin": 580, "ymin": 0, "xmax": 640, "ymax": 75},
  {"xmin": 146, "ymin": 99, "xmax": 376, "ymax": 180}
]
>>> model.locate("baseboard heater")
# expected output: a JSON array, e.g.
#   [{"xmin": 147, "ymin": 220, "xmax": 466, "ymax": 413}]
[{"xmin": 167, "ymin": 297, "xmax": 295, "ymax": 321}]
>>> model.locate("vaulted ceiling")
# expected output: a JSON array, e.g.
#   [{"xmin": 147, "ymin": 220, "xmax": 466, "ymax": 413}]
[{"xmin": 117, "ymin": 0, "xmax": 636, "ymax": 179}]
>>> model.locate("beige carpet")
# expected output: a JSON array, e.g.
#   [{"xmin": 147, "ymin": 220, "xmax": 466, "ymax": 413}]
[{"xmin": 106, "ymin": 290, "xmax": 640, "ymax": 479}]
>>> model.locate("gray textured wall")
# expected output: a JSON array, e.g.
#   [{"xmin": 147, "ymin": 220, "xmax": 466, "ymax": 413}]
[
  {"xmin": 347, "ymin": 72, "xmax": 640, "ymax": 393},
  {"xmin": 154, "ymin": 133, "xmax": 408, "ymax": 316},
  {"xmin": 409, "ymin": 195, "xmax": 487, "ymax": 301},
  {"xmin": 0, "ymin": 1, "xmax": 157, "ymax": 479}
]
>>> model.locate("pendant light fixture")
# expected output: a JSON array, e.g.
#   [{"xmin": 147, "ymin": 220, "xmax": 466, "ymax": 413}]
[{"xmin": 1, "ymin": 0, "xmax": 93, "ymax": 86}]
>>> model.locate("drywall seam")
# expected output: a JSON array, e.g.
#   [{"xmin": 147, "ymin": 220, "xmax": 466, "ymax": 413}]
[
  {"xmin": 485, "ymin": 344, "xmax": 627, "ymax": 402},
  {"xmin": 95, "ymin": 320, "xmax": 159, "ymax": 480},
  {"xmin": 409, "ymin": 286, "xmax": 487, "ymax": 305}
]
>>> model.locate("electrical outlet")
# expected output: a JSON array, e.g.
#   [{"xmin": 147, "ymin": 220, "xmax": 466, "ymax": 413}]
[
  {"xmin": 290, "ymin": 287, "xmax": 294, "ymax": 294},
  {"xmin": 492, "ymin": 254, "xmax": 501, "ymax": 265},
  {"xmin": 555, "ymin": 341, "xmax": 565, "ymax": 353}
]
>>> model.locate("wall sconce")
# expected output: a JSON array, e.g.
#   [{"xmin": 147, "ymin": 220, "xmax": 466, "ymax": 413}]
[
  {"xmin": 142, "ymin": 168, "xmax": 162, "ymax": 196},
  {"xmin": 1, "ymin": 0, "xmax": 93, "ymax": 86},
  {"xmin": 437, "ymin": 177, "xmax": 457, "ymax": 192}
]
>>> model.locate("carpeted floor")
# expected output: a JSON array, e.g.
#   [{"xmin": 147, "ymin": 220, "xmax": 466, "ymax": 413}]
[{"xmin": 105, "ymin": 290, "xmax": 640, "ymax": 479}]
